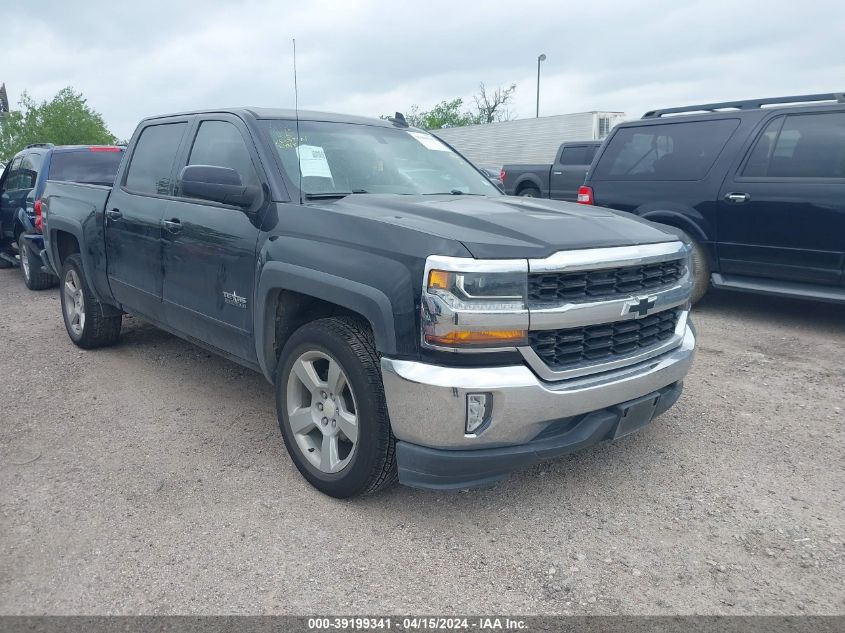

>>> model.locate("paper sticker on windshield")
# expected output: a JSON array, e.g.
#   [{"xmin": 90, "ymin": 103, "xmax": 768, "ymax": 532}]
[
  {"xmin": 408, "ymin": 131, "xmax": 450, "ymax": 151},
  {"xmin": 296, "ymin": 145, "xmax": 334, "ymax": 179}
]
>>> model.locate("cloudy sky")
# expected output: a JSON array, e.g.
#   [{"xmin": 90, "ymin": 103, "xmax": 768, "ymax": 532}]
[{"xmin": 4, "ymin": 0, "xmax": 845, "ymax": 139}]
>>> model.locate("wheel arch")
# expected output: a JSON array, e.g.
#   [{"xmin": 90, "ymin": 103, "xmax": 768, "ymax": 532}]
[
  {"xmin": 635, "ymin": 208, "xmax": 715, "ymax": 268},
  {"xmin": 513, "ymin": 175, "xmax": 543, "ymax": 194},
  {"xmin": 255, "ymin": 261, "xmax": 397, "ymax": 383}
]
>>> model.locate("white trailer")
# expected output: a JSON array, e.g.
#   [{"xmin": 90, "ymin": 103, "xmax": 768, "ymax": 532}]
[{"xmin": 433, "ymin": 111, "xmax": 626, "ymax": 168}]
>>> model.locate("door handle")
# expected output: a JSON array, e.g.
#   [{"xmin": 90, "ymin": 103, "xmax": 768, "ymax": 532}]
[
  {"xmin": 105, "ymin": 208, "xmax": 122, "ymax": 220},
  {"xmin": 552, "ymin": 171, "xmax": 562, "ymax": 175},
  {"xmin": 162, "ymin": 219, "xmax": 182, "ymax": 234},
  {"xmin": 724, "ymin": 192, "xmax": 750, "ymax": 203}
]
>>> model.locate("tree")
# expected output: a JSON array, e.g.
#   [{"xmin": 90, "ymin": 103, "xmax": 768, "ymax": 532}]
[
  {"xmin": 0, "ymin": 87, "xmax": 117, "ymax": 161},
  {"xmin": 386, "ymin": 82, "xmax": 518, "ymax": 130},
  {"xmin": 474, "ymin": 82, "xmax": 517, "ymax": 123},
  {"xmin": 403, "ymin": 98, "xmax": 479, "ymax": 130}
]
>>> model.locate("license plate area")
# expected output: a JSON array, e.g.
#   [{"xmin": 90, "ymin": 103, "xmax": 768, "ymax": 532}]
[{"xmin": 612, "ymin": 392, "xmax": 661, "ymax": 439}]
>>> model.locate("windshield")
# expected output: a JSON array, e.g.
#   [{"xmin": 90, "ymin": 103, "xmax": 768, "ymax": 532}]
[{"xmin": 260, "ymin": 120, "xmax": 500, "ymax": 197}]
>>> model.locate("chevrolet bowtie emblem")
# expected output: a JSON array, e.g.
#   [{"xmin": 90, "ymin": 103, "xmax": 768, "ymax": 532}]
[{"xmin": 627, "ymin": 296, "xmax": 657, "ymax": 317}]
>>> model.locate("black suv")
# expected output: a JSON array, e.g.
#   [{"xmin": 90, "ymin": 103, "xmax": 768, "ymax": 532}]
[{"xmin": 579, "ymin": 93, "xmax": 845, "ymax": 303}]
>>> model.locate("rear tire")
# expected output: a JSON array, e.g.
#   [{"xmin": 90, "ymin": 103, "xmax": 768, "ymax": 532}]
[
  {"xmin": 519, "ymin": 186, "xmax": 540, "ymax": 198},
  {"xmin": 276, "ymin": 316, "xmax": 397, "ymax": 498},
  {"xmin": 689, "ymin": 239, "xmax": 711, "ymax": 304},
  {"xmin": 60, "ymin": 254, "xmax": 122, "ymax": 349},
  {"xmin": 19, "ymin": 235, "xmax": 55, "ymax": 290}
]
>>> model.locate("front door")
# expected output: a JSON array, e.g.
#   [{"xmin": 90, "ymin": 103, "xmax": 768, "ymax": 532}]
[
  {"xmin": 105, "ymin": 121, "xmax": 189, "ymax": 318},
  {"xmin": 549, "ymin": 145, "xmax": 595, "ymax": 202},
  {"xmin": 162, "ymin": 116, "xmax": 265, "ymax": 362},
  {"xmin": 716, "ymin": 111, "xmax": 845, "ymax": 286}
]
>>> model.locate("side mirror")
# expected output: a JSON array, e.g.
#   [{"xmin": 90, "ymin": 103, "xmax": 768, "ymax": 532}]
[{"xmin": 178, "ymin": 165, "xmax": 258, "ymax": 208}]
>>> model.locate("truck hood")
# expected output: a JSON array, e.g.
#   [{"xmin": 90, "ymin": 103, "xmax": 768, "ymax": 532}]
[{"xmin": 308, "ymin": 194, "xmax": 677, "ymax": 259}]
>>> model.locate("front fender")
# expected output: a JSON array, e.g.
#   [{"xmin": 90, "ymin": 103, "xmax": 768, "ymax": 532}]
[{"xmin": 254, "ymin": 260, "xmax": 400, "ymax": 382}]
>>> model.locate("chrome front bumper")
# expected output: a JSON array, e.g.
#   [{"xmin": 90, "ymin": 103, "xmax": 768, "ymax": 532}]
[{"xmin": 381, "ymin": 324, "xmax": 695, "ymax": 450}]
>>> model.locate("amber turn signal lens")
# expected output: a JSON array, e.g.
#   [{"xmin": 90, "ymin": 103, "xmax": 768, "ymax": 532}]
[
  {"xmin": 427, "ymin": 269, "xmax": 451, "ymax": 290},
  {"xmin": 425, "ymin": 329, "xmax": 527, "ymax": 346}
]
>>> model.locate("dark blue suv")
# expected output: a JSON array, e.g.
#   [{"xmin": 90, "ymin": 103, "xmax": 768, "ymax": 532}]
[
  {"xmin": 579, "ymin": 93, "xmax": 845, "ymax": 304},
  {"xmin": 0, "ymin": 143, "xmax": 124, "ymax": 289}
]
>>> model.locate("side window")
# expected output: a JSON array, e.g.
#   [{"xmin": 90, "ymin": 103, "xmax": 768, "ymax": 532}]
[
  {"xmin": 186, "ymin": 120, "xmax": 259, "ymax": 190},
  {"xmin": 742, "ymin": 117, "xmax": 783, "ymax": 177},
  {"xmin": 766, "ymin": 112, "xmax": 845, "ymax": 178},
  {"xmin": 559, "ymin": 146, "xmax": 587, "ymax": 166},
  {"xmin": 20, "ymin": 153, "xmax": 44, "ymax": 179},
  {"xmin": 4, "ymin": 155, "xmax": 37, "ymax": 190},
  {"xmin": 593, "ymin": 119, "xmax": 740, "ymax": 181},
  {"xmin": 1, "ymin": 157, "xmax": 23, "ymax": 190},
  {"xmin": 125, "ymin": 122, "xmax": 187, "ymax": 195},
  {"xmin": 584, "ymin": 145, "xmax": 599, "ymax": 164}
]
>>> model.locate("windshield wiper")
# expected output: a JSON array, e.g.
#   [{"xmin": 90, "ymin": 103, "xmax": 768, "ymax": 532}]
[
  {"xmin": 304, "ymin": 189, "xmax": 369, "ymax": 200},
  {"xmin": 304, "ymin": 192, "xmax": 353, "ymax": 200},
  {"xmin": 423, "ymin": 190, "xmax": 479, "ymax": 195}
]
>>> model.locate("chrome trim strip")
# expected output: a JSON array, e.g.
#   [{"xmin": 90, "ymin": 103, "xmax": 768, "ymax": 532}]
[
  {"xmin": 529, "ymin": 278, "xmax": 691, "ymax": 330},
  {"xmin": 426, "ymin": 254, "xmax": 528, "ymax": 274},
  {"xmin": 528, "ymin": 241, "xmax": 689, "ymax": 273},
  {"xmin": 521, "ymin": 309, "xmax": 689, "ymax": 382}
]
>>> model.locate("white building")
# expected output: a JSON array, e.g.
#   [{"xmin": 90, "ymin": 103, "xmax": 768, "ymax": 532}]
[{"xmin": 433, "ymin": 111, "xmax": 626, "ymax": 167}]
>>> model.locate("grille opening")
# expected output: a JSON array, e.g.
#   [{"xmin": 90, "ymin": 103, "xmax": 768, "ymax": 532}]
[
  {"xmin": 529, "ymin": 308, "xmax": 681, "ymax": 370},
  {"xmin": 528, "ymin": 259, "xmax": 685, "ymax": 304}
]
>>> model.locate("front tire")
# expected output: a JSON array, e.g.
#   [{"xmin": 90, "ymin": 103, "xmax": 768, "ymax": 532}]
[
  {"xmin": 19, "ymin": 235, "xmax": 55, "ymax": 290},
  {"xmin": 276, "ymin": 317, "xmax": 397, "ymax": 498},
  {"xmin": 60, "ymin": 254, "xmax": 122, "ymax": 349}
]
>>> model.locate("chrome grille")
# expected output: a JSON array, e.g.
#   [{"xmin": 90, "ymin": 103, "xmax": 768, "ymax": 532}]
[
  {"xmin": 528, "ymin": 308, "xmax": 681, "ymax": 370},
  {"xmin": 528, "ymin": 259, "xmax": 686, "ymax": 303}
]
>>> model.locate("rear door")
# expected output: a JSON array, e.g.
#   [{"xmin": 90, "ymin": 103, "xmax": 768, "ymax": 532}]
[
  {"xmin": 161, "ymin": 115, "xmax": 265, "ymax": 361},
  {"xmin": 105, "ymin": 120, "xmax": 189, "ymax": 318},
  {"xmin": 549, "ymin": 145, "xmax": 594, "ymax": 201},
  {"xmin": 716, "ymin": 110, "xmax": 845, "ymax": 286}
]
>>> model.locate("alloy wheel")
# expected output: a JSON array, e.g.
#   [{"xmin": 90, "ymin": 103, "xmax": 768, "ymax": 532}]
[
  {"xmin": 63, "ymin": 269, "xmax": 86, "ymax": 336},
  {"xmin": 285, "ymin": 350, "xmax": 359, "ymax": 474}
]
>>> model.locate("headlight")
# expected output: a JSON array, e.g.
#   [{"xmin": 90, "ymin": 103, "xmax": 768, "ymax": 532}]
[{"xmin": 421, "ymin": 256, "xmax": 528, "ymax": 351}]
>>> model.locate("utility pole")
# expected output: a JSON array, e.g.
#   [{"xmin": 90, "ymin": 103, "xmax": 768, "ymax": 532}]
[{"xmin": 536, "ymin": 54, "xmax": 546, "ymax": 118}]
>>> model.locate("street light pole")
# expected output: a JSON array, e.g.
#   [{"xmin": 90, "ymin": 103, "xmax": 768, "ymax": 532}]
[{"xmin": 536, "ymin": 54, "xmax": 546, "ymax": 118}]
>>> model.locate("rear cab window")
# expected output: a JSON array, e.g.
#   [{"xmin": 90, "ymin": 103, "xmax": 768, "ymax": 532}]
[
  {"xmin": 49, "ymin": 149, "xmax": 124, "ymax": 186},
  {"xmin": 593, "ymin": 118, "xmax": 740, "ymax": 181},
  {"xmin": 124, "ymin": 122, "xmax": 188, "ymax": 195},
  {"xmin": 559, "ymin": 146, "xmax": 589, "ymax": 165}
]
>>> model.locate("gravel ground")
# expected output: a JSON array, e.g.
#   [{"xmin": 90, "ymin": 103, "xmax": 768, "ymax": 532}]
[{"xmin": 0, "ymin": 266, "xmax": 843, "ymax": 615}]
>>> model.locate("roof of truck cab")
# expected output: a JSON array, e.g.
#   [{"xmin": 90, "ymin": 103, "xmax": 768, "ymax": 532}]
[{"xmin": 141, "ymin": 108, "xmax": 399, "ymax": 128}]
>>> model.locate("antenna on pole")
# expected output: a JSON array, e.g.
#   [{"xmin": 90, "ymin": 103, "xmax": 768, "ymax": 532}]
[{"xmin": 293, "ymin": 38, "xmax": 303, "ymax": 204}]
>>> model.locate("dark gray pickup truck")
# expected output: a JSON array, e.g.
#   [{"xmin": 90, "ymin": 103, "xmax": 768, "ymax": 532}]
[
  {"xmin": 503, "ymin": 141, "xmax": 601, "ymax": 201},
  {"xmin": 42, "ymin": 108, "xmax": 695, "ymax": 497}
]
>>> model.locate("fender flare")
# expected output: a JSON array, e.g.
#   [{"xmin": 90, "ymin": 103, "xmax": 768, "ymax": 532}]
[
  {"xmin": 44, "ymin": 216, "xmax": 115, "ymax": 305},
  {"xmin": 254, "ymin": 261, "xmax": 397, "ymax": 382},
  {"xmin": 512, "ymin": 174, "xmax": 543, "ymax": 193}
]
